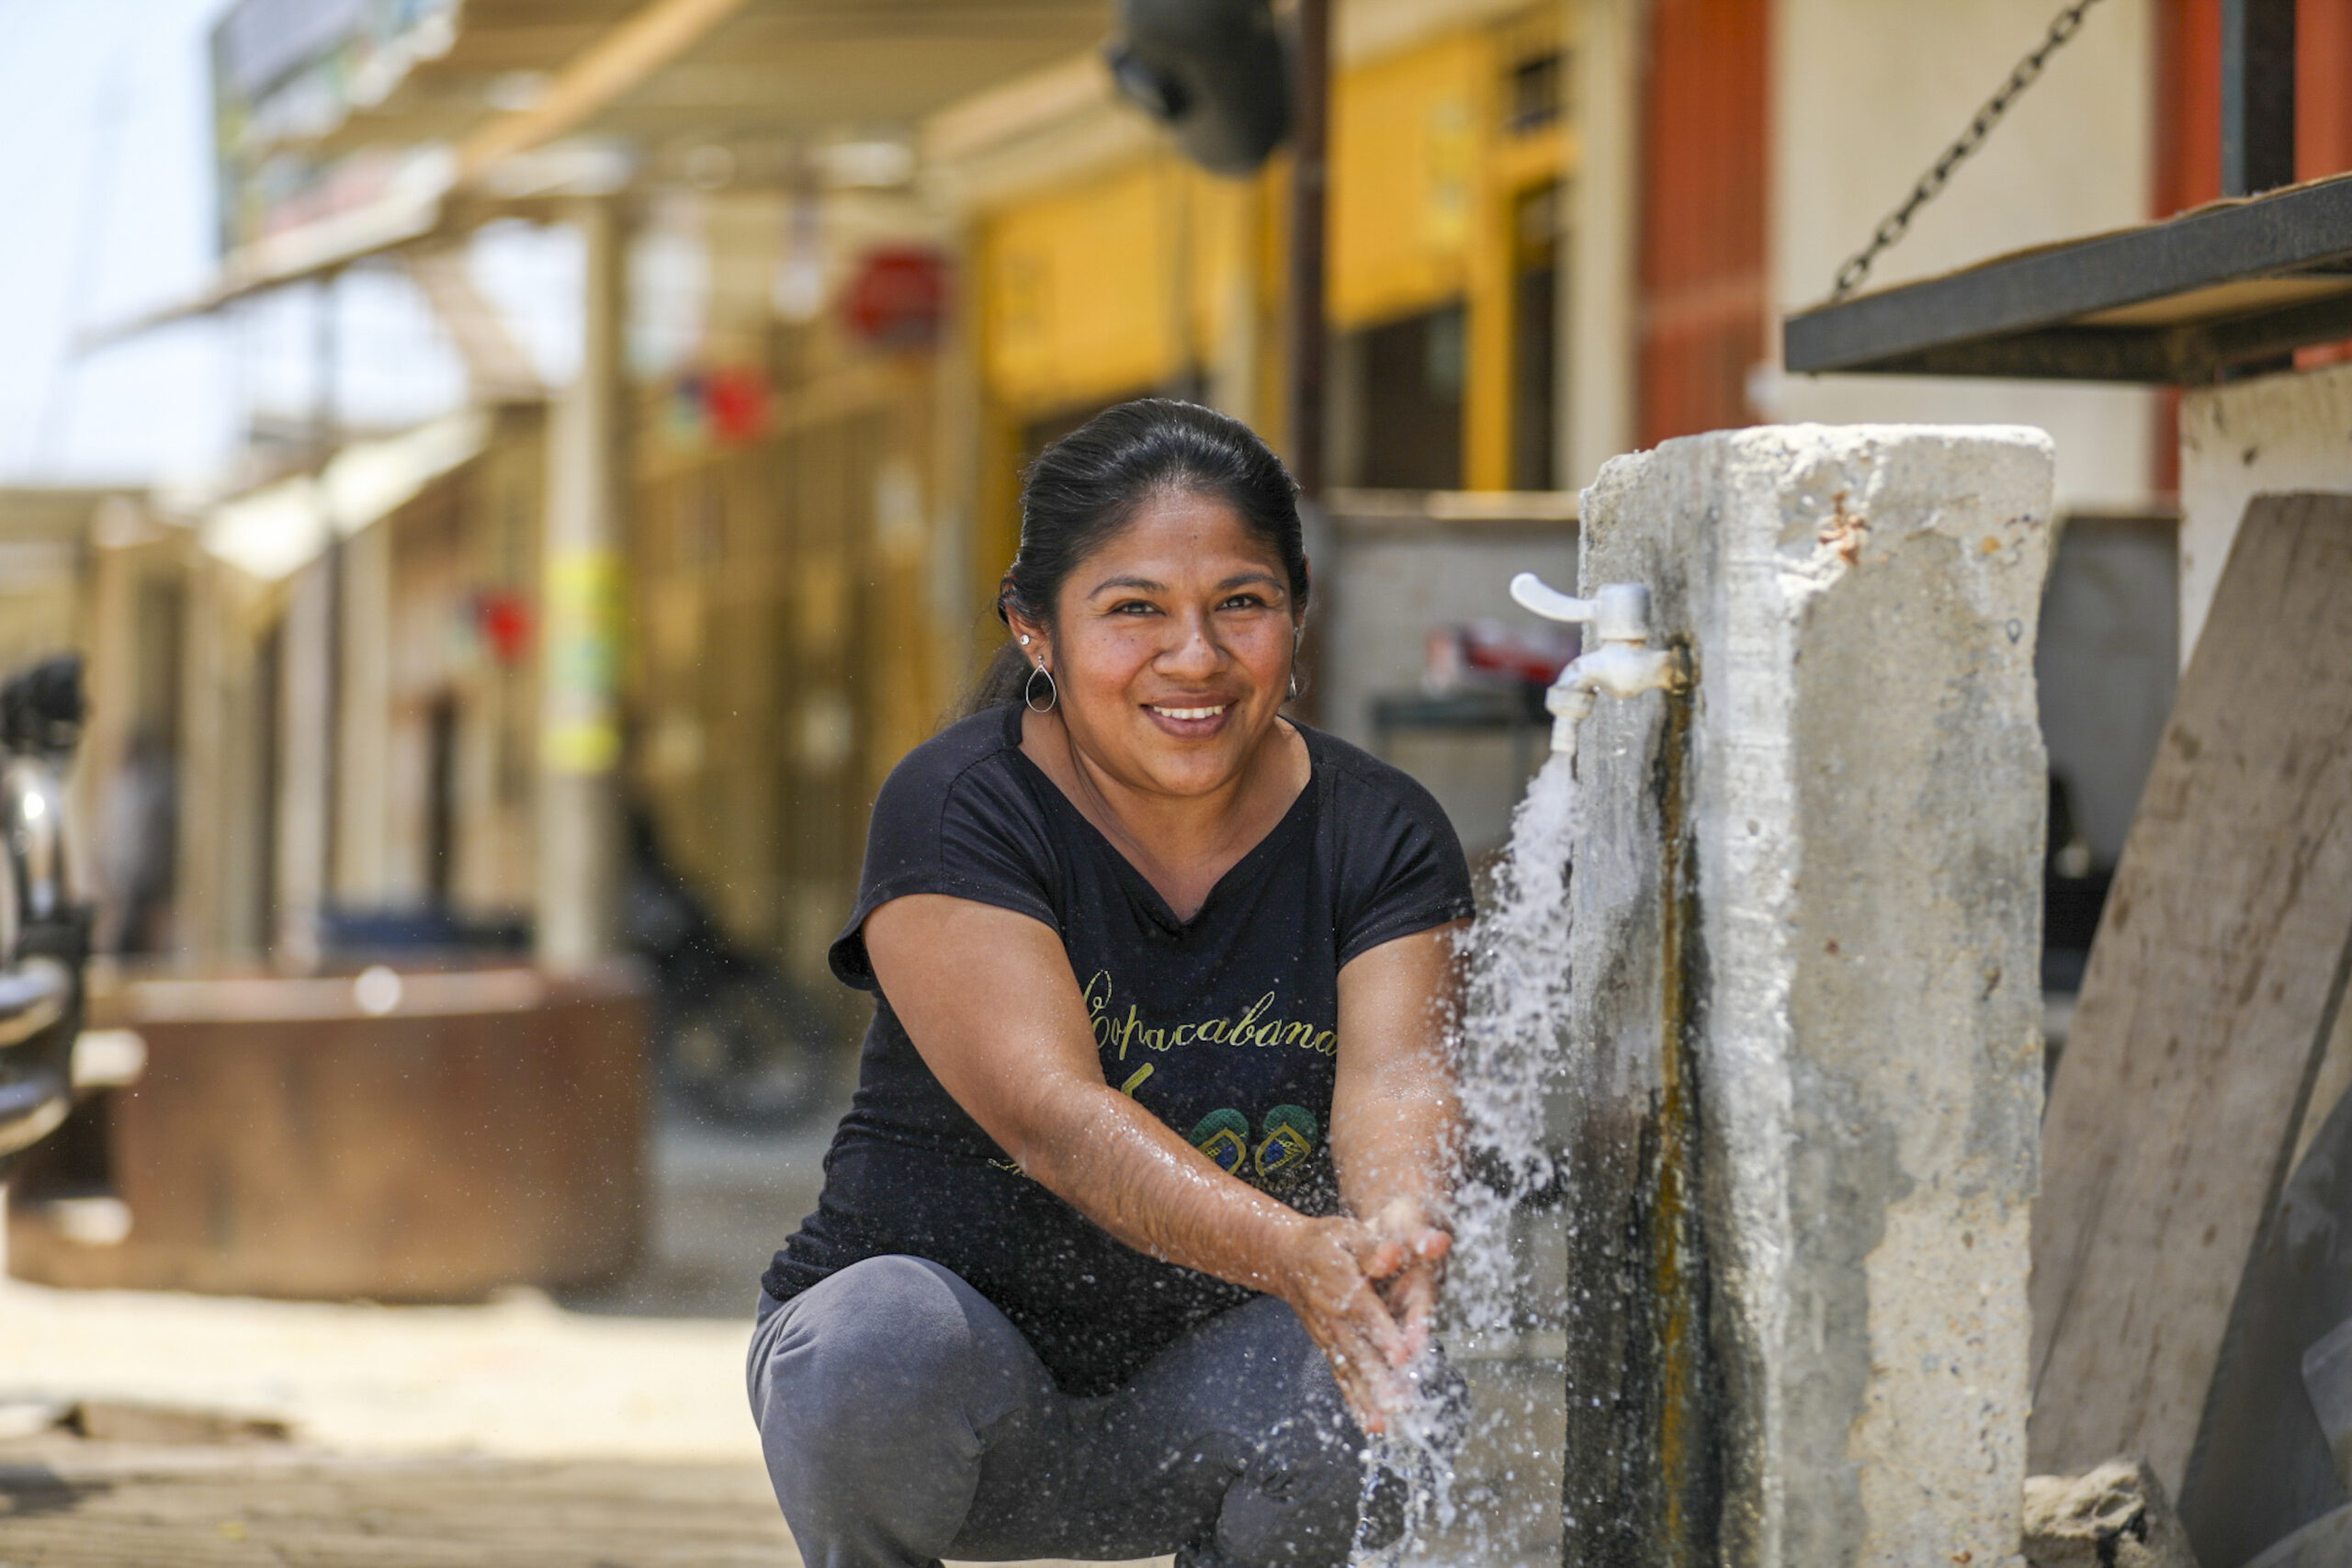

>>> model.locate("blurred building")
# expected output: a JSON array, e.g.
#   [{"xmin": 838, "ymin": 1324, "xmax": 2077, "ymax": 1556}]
[{"xmin": 62, "ymin": 0, "xmax": 2309, "ymax": 1002}]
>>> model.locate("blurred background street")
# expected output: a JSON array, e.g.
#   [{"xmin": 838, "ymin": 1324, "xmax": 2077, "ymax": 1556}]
[{"xmin": 0, "ymin": 0, "xmax": 2299, "ymax": 1559}]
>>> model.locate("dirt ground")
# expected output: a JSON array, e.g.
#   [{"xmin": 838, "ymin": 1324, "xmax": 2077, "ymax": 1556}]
[{"xmin": 0, "ymin": 1102, "xmax": 1169, "ymax": 1568}]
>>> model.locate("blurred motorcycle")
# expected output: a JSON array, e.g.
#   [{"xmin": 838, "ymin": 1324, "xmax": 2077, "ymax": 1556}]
[
  {"xmin": 0, "ymin": 656, "xmax": 90, "ymax": 1182},
  {"xmin": 623, "ymin": 803, "xmax": 837, "ymax": 1130}
]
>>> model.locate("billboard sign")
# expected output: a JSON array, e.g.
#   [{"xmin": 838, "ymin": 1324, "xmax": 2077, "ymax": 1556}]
[{"xmin": 209, "ymin": 0, "xmax": 461, "ymax": 256}]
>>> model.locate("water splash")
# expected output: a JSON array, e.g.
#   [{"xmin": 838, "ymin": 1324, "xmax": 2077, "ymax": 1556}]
[
  {"xmin": 1451, "ymin": 751, "xmax": 1581, "ymax": 1330},
  {"xmin": 1355, "ymin": 752, "xmax": 1582, "ymax": 1566}
]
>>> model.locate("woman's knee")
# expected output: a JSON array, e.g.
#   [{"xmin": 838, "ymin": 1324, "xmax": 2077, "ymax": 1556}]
[
  {"xmin": 752, "ymin": 1256, "xmax": 1031, "ymax": 1461},
  {"xmin": 752, "ymin": 1258, "xmax": 1049, "ymax": 1561}
]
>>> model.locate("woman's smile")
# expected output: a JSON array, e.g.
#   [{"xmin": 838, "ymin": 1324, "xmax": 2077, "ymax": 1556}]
[{"xmin": 1142, "ymin": 699, "xmax": 1233, "ymax": 736}]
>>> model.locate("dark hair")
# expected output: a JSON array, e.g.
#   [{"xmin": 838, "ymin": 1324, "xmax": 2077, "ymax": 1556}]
[{"xmin": 962, "ymin": 399, "xmax": 1309, "ymax": 716}]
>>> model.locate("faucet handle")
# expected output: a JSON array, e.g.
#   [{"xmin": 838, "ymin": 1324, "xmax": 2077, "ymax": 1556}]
[
  {"xmin": 1513, "ymin": 574, "xmax": 1657, "ymax": 645},
  {"xmin": 1510, "ymin": 572, "xmax": 1595, "ymax": 625}
]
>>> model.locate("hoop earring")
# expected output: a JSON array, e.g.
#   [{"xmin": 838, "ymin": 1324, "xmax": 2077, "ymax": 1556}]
[
  {"xmin": 1024, "ymin": 661, "xmax": 1059, "ymax": 714},
  {"xmin": 1287, "ymin": 669, "xmax": 1300, "ymax": 701}
]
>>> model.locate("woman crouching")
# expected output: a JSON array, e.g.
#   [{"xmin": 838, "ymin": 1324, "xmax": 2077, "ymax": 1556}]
[{"xmin": 748, "ymin": 399, "xmax": 1470, "ymax": 1568}]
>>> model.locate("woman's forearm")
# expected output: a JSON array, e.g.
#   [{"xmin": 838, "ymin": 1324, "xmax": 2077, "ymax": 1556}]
[
  {"xmin": 1331, "ymin": 1072, "xmax": 1462, "ymax": 1225},
  {"xmin": 1011, "ymin": 1078, "xmax": 1313, "ymax": 1294},
  {"xmin": 1329, "ymin": 926, "xmax": 1467, "ymax": 1229}
]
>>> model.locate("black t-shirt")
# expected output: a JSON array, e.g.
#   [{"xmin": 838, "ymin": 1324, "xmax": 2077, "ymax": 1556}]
[{"xmin": 761, "ymin": 703, "xmax": 1475, "ymax": 1395}]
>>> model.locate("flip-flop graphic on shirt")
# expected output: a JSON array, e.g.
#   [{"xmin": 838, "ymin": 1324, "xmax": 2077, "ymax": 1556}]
[
  {"xmin": 1191, "ymin": 1109, "xmax": 1250, "ymax": 1174},
  {"xmin": 1255, "ymin": 1104, "xmax": 1320, "ymax": 1179}
]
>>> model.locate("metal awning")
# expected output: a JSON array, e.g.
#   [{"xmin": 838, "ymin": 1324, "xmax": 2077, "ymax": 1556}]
[
  {"xmin": 1783, "ymin": 171, "xmax": 2352, "ymax": 384},
  {"xmin": 85, "ymin": 0, "xmax": 1107, "ymax": 344},
  {"xmin": 201, "ymin": 409, "xmax": 492, "ymax": 581}
]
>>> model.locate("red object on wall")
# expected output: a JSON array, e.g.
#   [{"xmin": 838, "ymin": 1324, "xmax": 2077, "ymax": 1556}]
[
  {"xmin": 475, "ymin": 589, "xmax": 533, "ymax": 666},
  {"xmin": 1636, "ymin": 0, "xmax": 1771, "ymax": 449},
  {"xmin": 842, "ymin": 245, "xmax": 949, "ymax": 350},
  {"xmin": 706, "ymin": 366, "xmax": 769, "ymax": 445}
]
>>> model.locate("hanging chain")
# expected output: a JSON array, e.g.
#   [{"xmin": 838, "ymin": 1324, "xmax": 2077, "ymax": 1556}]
[{"xmin": 1829, "ymin": 0, "xmax": 2107, "ymax": 300}]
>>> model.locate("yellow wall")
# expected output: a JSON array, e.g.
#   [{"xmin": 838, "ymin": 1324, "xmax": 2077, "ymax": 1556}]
[
  {"xmin": 1329, "ymin": 29, "xmax": 1485, "ymax": 332},
  {"xmin": 979, "ymin": 155, "xmax": 1261, "ymax": 418},
  {"xmin": 973, "ymin": 9, "xmax": 1567, "ymax": 487}
]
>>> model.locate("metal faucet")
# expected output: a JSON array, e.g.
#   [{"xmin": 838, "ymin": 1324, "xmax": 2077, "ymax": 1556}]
[{"xmin": 1509, "ymin": 573, "xmax": 1684, "ymax": 754}]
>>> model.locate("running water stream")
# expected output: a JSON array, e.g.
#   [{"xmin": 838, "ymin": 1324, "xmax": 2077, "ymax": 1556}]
[{"xmin": 1352, "ymin": 750, "xmax": 1584, "ymax": 1566}]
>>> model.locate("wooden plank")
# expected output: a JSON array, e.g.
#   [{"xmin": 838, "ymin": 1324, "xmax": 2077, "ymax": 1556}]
[{"xmin": 2030, "ymin": 491, "xmax": 2352, "ymax": 1487}]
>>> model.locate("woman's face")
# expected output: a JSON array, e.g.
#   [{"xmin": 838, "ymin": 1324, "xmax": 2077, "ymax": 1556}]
[{"xmin": 1022, "ymin": 488, "xmax": 1301, "ymax": 800}]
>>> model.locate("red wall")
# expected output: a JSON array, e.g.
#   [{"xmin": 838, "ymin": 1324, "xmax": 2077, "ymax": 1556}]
[
  {"xmin": 2146, "ymin": 0, "xmax": 2352, "ymax": 218},
  {"xmin": 2151, "ymin": 0, "xmax": 2352, "ymax": 484},
  {"xmin": 2154, "ymin": 0, "xmax": 2222, "ymax": 218},
  {"xmin": 2301, "ymin": 0, "xmax": 2352, "ymax": 178},
  {"xmin": 1636, "ymin": 0, "xmax": 1771, "ymax": 447}
]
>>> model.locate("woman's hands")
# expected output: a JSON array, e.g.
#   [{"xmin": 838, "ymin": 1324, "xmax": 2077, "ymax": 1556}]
[
  {"xmin": 1317, "ymin": 926, "xmax": 1465, "ymax": 1431},
  {"xmin": 1365, "ymin": 1194, "xmax": 1452, "ymax": 1365},
  {"xmin": 1273, "ymin": 1201, "xmax": 1453, "ymax": 1434}
]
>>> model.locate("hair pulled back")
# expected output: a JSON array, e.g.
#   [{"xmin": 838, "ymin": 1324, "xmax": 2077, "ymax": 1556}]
[{"xmin": 963, "ymin": 399, "xmax": 1308, "ymax": 715}]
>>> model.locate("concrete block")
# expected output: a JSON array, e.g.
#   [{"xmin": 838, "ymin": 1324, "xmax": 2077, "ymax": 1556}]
[
  {"xmin": 1559, "ymin": 425, "xmax": 2052, "ymax": 1566},
  {"xmin": 2021, "ymin": 1460, "xmax": 2195, "ymax": 1568}
]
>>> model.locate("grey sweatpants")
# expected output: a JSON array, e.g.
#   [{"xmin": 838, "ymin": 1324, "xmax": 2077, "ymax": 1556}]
[{"xmin": 745, "ymin": 1255, "xmax": 1381, "ymax": 1568}]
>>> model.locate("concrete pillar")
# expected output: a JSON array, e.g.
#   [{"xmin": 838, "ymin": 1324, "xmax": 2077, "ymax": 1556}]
[
  {"xmin": 176, "ymin": 561, "xmax": 236, "ymax": 960},
  {"xmin": 1207, "ymin": 183, "xmax": 1262, "ymax": 428},
  {"xmin": 1560, "ymin": 424, "xmax": 2053, "ymax": 1565},
  {"xmin": 334, "ymin": 520, "xmax": 392, "ymax": 906},
  {"xmin": 272, "ymin": 558, "xmax": 334, "ymax": 969},
  {"xmin": 1561, "ymin": 0, "xmax": 1642, "ymax": 491},
  {"xmin": 535, "ymin": 198, "xmax": 628, "ymax": 970}
]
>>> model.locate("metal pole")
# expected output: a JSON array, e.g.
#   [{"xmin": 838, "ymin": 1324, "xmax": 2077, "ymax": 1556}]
[
  {"xmin": 317, "ymin": 272, "xmax": 343, "ymax": 910},
  {"xmin": 536, "ymin": 198, "xmax": 628, "ymax": 971},
  {"xmin": 2222, "ymin": 0, "xmax": 2295, "ymax": 197},
  {"xmin": 1285, "ymin": 0, "xmax": 1330, "ymax": 497}
]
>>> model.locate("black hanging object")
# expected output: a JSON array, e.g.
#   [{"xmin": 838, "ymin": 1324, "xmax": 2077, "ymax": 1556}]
[
  {"xmin": 1105, "ymin": 0, "xmax": 1291, "ymax": 176},
  {"xmin": 0, "ymin": 655, "xmax": 84, "ymax": 756}
]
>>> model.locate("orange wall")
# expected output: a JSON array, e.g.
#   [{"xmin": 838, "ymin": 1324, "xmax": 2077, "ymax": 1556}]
[
  {"xmin": 2147, "ymin": 0, "xmax": 2352, "ymax": 207},
  {"xmin": 2301, "ymin": 0, "xmax": 2352, "ymax": 178},
  {"xmin": 2154, "ymin": 0, "xmax": 2222, "ymax": 218},
  {"xmin": 1636, "ymin": 0, "xmax": 1770, "ymax": 448},
  {"xmin": 2150, "ymin": 0, "xmax": 2352, "ymax": 479}
]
